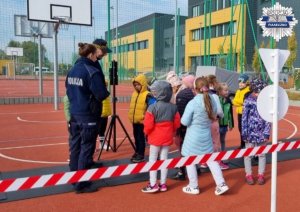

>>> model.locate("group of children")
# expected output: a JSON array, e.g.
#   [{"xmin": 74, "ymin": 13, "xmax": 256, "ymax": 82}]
[{"xmin": 127, "ymin": 71, "xmax": 271, "ymax": 195}]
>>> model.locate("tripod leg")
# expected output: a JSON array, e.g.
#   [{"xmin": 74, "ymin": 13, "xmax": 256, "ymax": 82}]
[{"xmin": 116, "ymin": 115, "xmax": 136, "ymax": 151}]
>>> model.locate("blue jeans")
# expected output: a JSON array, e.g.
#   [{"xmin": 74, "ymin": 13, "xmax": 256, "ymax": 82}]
[{"xmin": 219, "ymin": 126, "xmax": 228, "ymax": 151}]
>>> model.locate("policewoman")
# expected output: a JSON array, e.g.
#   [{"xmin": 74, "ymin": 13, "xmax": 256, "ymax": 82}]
[{"xmin": 66, "ymin": 43, "xmax": 110, "ymax": 193}]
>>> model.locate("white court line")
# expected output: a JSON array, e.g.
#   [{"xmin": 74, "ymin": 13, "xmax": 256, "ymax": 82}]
[
  {"xmin": 283, "ymin": 118, "xmax": 298, "ymax": 139},
  {"xmin": 0, "ymin": 135, "xmax": 67, "ymax": 144},
  {"xmin": 0, "ymin": 118, "xmax": 297, "ymax": 164},
  {"xmin": 0, "ymin": 142, "xmax": 68, "ymax": 150},
  {"xmin": 0, "ymin": 111, "xmax": 59, "ymax": 115},
  {"xmin": 17, "ymin": 116, "xmax": 65, "ymax": 124},
  {"xmin": 0, "ymin": 153, "xmax": 68, "ymax": 164}
]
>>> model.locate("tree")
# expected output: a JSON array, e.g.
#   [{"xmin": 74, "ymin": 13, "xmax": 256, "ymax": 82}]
[
  {"xmin": 218, "ymin": 45, "xmax": 226, "ymax": 69},
  {"xmin": 7, "ymin": 40, "xmax": 50, "ymax": 68},
  {"xmin": 0, "ymin": 49, "xmax": 9, "ymax": 59},
  {"xmin": 252, "ymin": 41, "xmax": 265, "ymax": 73},
  {"xmin": 286, "ymin": 32, "xmax": 297, "ymax": 69},
  {"xmin": 239, "ymin": 49, "xmax": 247, "ymax": 72},
  {"xmin": 8, "ymin": 40, "xmax": 21, "ymax": 48}
]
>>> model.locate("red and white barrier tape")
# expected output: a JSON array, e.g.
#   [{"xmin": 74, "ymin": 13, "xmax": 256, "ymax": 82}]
[{"xmin": 1, "ymin": 140, "xmax": 300, "ymax": 193}]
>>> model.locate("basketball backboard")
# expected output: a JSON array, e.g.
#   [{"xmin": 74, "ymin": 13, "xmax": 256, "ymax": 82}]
[
  {"xmin": 15, "ymin": 15, "xmax": 53, "ymax": 38},
  {"xmin": 6, "ymin": 47, "xmax": 24, "ymax": 56},
  {"xmin": 27, "ymin": 0, "xmax": 92, "ymax": 26}
]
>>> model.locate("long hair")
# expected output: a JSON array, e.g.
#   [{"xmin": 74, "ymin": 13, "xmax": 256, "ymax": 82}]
[{"xmin": 194, "ymin": 77, "xmax": 215, "ymax": 120}]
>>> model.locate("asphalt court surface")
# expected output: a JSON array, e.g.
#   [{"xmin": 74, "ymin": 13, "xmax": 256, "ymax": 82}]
[{"xmin": 0, "ymin": 101, "xmax": 300, "ymax": 210}]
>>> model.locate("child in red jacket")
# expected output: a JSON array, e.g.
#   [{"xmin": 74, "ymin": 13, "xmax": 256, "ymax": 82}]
[{"xmin": 141, "ymin": 80, "xmax": 181, "ymax": 193}]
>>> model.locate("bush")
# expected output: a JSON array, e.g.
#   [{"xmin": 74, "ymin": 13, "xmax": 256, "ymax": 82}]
[{"xmin": 286, "ymin": 90, "xmax": 300, "ymax": 101}]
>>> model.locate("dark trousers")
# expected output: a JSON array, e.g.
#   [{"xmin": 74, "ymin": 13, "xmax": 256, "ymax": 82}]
[
  {"xmin": 69, "ymin": 119, "xmax": 99, "ymax": 190},
  {"xmin": 133, "ymin": 123, "xmax": 145, "ymax": 157},
  {"xmin": 98, "ymin": 117, "xmax": 108, "ymax": 138},
  {"xmin": 238, "ymin": 114, "xmax": 245, "ymax": 148},
  {"xmin": 219, "ymin": 126, "xmax": 228, "ymax": 151}
]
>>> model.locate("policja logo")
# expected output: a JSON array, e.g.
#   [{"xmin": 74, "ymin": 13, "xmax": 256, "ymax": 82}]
[{"xmin": 257, "ymin": 2, "xmax": 298, "ymax": 42}]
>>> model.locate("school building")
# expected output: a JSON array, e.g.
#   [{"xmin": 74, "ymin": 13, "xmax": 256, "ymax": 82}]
[
  {"xmin": 186, "ymin": 0, "xmax": 300, "ymax": 73},
  {"xmin": 105, "ymin": 13, "xmax": 187, "ymax": 76},
  {"xmin": 104, "ymin": 1, "xmax": 299, "ymax": 76}
]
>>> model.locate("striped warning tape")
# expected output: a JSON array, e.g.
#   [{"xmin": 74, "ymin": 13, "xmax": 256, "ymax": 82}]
[{"xmin": 0, "ymin": 140, "xmax": 299, "ymax": 193}]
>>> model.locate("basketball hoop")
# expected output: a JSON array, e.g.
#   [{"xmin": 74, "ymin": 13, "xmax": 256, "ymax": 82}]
[{"xmin": 53, "ymin": 16, "xmax": 71, "ymax": 31}]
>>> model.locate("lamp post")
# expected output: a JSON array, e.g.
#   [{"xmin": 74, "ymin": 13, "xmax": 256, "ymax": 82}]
[
  {"xmin": 173, "ymin": 0, "xmax": 178, "ymax": 74},
  {"xmin": 199, "ymin": 22, "xmax": 202, "ymax": 67}
]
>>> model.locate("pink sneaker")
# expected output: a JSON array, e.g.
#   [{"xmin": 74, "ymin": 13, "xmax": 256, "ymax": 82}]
[
  {"xmin": 257, "ymin": 174, "xmax": 265, "ymax": 185},
  {"xmin": 159, "ymin": 184, "xmax": 168, "ymax": 192},
  {"xmin": 219, "ymin": 161, "xmax": 229, "ymax": 170},
  {"xmin": 245, "ymin": 174, "xmax": 255, "ymax": 185},
  {"xmin": 141, "ymin": 183, "xmax": 159, "ymax": 193}
]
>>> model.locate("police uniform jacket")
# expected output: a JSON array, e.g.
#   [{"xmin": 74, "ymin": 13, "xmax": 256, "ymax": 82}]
[{"xmin": 66, "ymin": 57, "xmax": 110, "ymax": 121}]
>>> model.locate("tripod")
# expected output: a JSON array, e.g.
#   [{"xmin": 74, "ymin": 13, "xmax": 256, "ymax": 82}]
[{"xmin": 97, "ymin": 61, "xmax": 135, "ymax": 160}]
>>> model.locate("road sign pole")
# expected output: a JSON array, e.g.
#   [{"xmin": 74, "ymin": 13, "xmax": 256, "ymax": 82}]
[
  {"xmin": 270, "ymin": 49, "xmax": 279, "ymax": 212},
  {"xmin": 258, "ymin": 48, "xmax": 290, "ymax": 212}
]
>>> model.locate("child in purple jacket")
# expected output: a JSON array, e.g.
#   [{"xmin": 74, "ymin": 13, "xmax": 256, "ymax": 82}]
[{"xmin": 242, "ymin": 78, "xmax": 271, "ymax": 185}]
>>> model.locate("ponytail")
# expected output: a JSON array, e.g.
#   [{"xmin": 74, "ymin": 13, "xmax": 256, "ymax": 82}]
[
  {"xmin": 194, "ymin": 77, "xmax": 215, "ymax": 121},
  {"xmin": 203, "ymin": 92, "xmax": 215, "ymax": 121}
]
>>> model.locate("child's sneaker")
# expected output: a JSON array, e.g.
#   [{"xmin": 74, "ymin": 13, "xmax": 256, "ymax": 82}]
[
  {"xmin": 219, "ymin": 161, "xmax": 229, "ymax": 170},
  {"xmin": 159, "ymin": 184, "xmax": 168, "ymax": 192},
  {"xmin": 215, "ymin": 183, "xmax": 229, "ymax": 195},
  {"xmin": 245, "ymin": 174, "xmax": 255, "ymax": 185},
  {"xmin": 131, "ymin": 154, "xmax": 145, "ymax": 163},
  {"xmin": 199, "ymin": 163, "xmax": 208, "ymax": 168},
  {"xmin": 257, "ymin": 174, "xmax": 265, "ymax": 185},
  {"xmin": 141, "ymin": 183, "xmax": 159, "ymax": 193},
  {"xmin": 182, "ymin": 185, "xmax": 200, "ymax": 195}
]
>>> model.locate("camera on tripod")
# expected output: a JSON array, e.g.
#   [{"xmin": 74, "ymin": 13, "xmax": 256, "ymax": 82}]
[{"xmin": 109, "ymin": 60, "xmax": 118, "ymax": 85}]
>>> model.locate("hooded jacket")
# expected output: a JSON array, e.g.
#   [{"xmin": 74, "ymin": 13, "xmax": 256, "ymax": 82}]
[
  {"xmin": 144, "ymin": 81, "xmax": 181, "ymax": 146},
  {"xmin": 242, "ymin": 93, "xmax": 271, "ymax": 143},
  {"xmin": 232, "ymin": 86, "xmax": 250, "ymax": 114},
  {"xmin": 181, "ymin": 93, "xmax": 217, "ymax": 156},
  {"xmin": 128, "ymin": 74, "xmax": 150, "ymax": 124}
]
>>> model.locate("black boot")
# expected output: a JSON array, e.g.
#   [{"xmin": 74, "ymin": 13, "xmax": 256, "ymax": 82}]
[{"xmin": 172, "ymin": 167, "xmax": 186, "ymax": 181}]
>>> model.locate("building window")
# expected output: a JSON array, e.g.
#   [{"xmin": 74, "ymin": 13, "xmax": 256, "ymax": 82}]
[
  {"xmin": 128, "ymin": 43, "xmax": 135, "ymax": 51},
  {"xmin": 137, "ymin": 40, "xmax": 148, "ymax": 50},
  {"xmin": 233, "ymin": 0, "xmax": 240, "ymax": 5},
  {"xmin": 200, "ymin": 2, "xmax": 205, "ymax": 15},
  {"xmin": 211, "ymin": 26, "xmax": 217, "ymax": 38},
  {"xmin": 233, "ymin": 21, "xmax": 237, "ymax": 34},
  {"xmin": 192, "ymin": 29, "xmax": 200, "ymax": 41},
  {"xmin": 192, "ymin": 5, "xmax": 200, "ymax": 17},
  {"xmin": 217, "ymin": 24, "xmax": 223, "ymax": 37},
  {"xmin": 223, "ymin": 23, "xmax": 229, "ymax": 36},
  {"xmin": 211, "ymin": 0, "xmax": 217, "ymax": 12},
  {"xmin": 224, "ymin": 0, "xmax": 231, "ymax": 8},
  {"xmin": 181, "ymin": 35, "xmax": 185, "ymax": 46}
]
